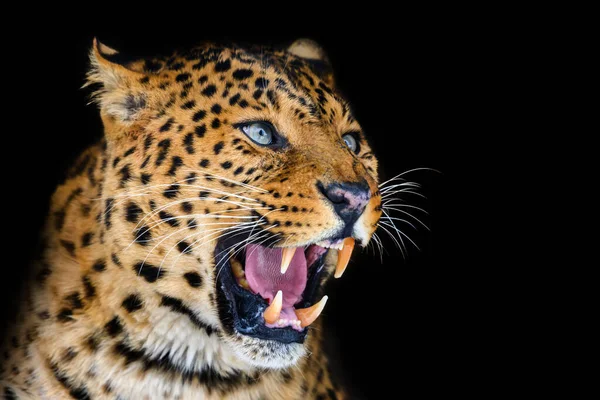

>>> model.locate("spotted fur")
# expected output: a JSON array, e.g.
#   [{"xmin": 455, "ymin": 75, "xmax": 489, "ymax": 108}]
[{"xmin": 0, "ymin": 39, "xmax": 381, "ymax": 399}]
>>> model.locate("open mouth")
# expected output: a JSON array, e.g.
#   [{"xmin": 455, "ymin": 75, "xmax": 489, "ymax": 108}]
[{"xmin": 215, "ymin": 234, "xmax": 354, "ymax": 344}]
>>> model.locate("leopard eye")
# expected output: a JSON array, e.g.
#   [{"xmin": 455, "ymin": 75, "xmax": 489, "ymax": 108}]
[
  {"xmin": 342, "ymin": 133, "xmax": 359, "ymax": 153},
  {"xmin": 242, "ymin": 122, "xmax": 274, "ymax": 146}
]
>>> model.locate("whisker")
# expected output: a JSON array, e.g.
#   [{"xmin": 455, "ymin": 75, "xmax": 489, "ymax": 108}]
[{"xmin": 378, "ymin": 167, "xmax": 440, "ymax": 188}]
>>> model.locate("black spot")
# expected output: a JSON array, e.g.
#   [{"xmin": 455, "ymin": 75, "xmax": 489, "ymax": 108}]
[
  {"xmin": 50, "ymin": 362, "xmax": 91, "ymax": 400},
  {"xmin": 192, "ymin": 109, "xmax": 207, "ymax": 122},
  {"xmin": 229, "ymin": 93, "xmax": 241, "ymax": 105},
  {"xmin": 273, "ymin": 192, "xmax": 281, "ymax": 198},
  {"xmin": 144, "ymin": 135, "xmax": 154, "ymax": 151},
  {"xmin": 285, "ymin": 221, "xmax": 292, "ymax": 227},
  {"xmin": 198, "ymin": 75, "xmax": 208, "ymax": 83},
  {"xmin": 211, "ymin": 118, "xmax": 221, "ymax": 129},
  {"xmin": 141, "ymin": 173, "xmax": 152, "ymax": 184},
  {"xmin": 4, "ymin": 387, "xmax": 17, "ymax": 400},
  {"xmin": 126, "ymin": 202, "xmax": 143, "ymax": 223},
  {"xmin": 286, "ymin": 192, "xmax": 293, "ymax": 197},
  {"xmin": 246, "ymin": 168, "xmax": 256, "ymax": 175},
  {"xmin": 221, "ymin": 161, "xmax": 232, "ymax": 169},
  {"xmin": 253, "ymin": 89, "xmax": 263, "ymax": 100},
  {"xmin": 62, "ymin": 347, "xmax": 78, "ymax": 362},
  {"xmin": 104, "ymin": 316, "xmax": 123, "ymax": 337},
  {"xmin": 155, "ymin": 139, "xmax": 171, "ymax": 166},
  {"xmin": 211, "ymin": 104, "xmax": 222, "ymax": 114},
  {"xmin": 171, "ymin": 201, "xmax": 189, "ymax": 218},
  {"xmin": 267, "ymin": 90, "xmax": 279, "ymax": 108},
  {"xmin": 202, "ymin": 85, "xmax": 217, "ymax": 97},
  {"xmin": 141, "ymin": 155, "xmax": 151, "ymax": 169},
  {"xmin": 176, "ymin": 72, "xmax": 191, "ymax": 82},
  {"xmin": 124, "ymin": 146, "xmax": 136, "ymax": 157},
  {"xmin": 181, "ymin": 100, "xmax": 196, "ymax": 110},
  {"xmin": 214, "ymin": 141, "xmax": 225, "ymax": 154},
  {"xmin": 199, "ymin": 191, "xmax": 210, "ymax": 199},
  {"xmin": 81, "ymin": 232, "xmax": 94, "ymax": 247},
  {"xmin": 200, "ymin": 159, "xmax": 210, "ymax": 168},
  {"xmin": 239, "ymin": 99, "xmax": 249, "ymax": 108},
  {"xmin": 159, "ymin": 117, "xmax": 175, "ymax": 132},
  {"xmin": 292, "ymin": 206, "xmax": 299, "ymax": 212},
  {"xmin": 255, "ymin": 77, "xmax": 269, "ymax": 88},
  {"xmin": 83, "ymin": 276, "xmax": 96, "ymax": 298},
  {"xmin": 118, "ymin": 164, "xmax": 132, "ymax": 187},
  {"xmin": 160, "ymin": 296, "xmax": 215, "ymax": 334},
  {"xmin": 195, "ymin": 124, "xmax": 207, "ymax": 137},
  {"xmin": 111, "ymin": 253, "xmax": 122, "ymax": 267},
  {"xmin": 233, "ymin": 167, "xmax": 244, "ymax": 175},
  {"xmin": 122, "ymin": 294, "xmax": 143, "ymax": 313},
  {"xmin": 168, "ymin": 156, "xmax": 183, "ymax": 176},
  {"xmin": 181, "ymin": 272, "xmax": 202, "ymax": 289},
  {"xmin": 164, "ymin": 183, "xmax": 180, "ymax": 198},
  {"xmin": 57, "ymin": 308, "xmax": 73, "ymax": 322},
  {"xmin": 85, "ymin": 334, "xmax": 100, "ymax": 351},
  {"xmin": 60, "ymin": 240, "xmax": 76, "ymax": 257},
  {"xmin": 159, "ymin": 210, "xmax": 180, "ymax": 227},
  {"xmin": 184, "ymin": 172, "xmax": 197, "ymax": 184},
  {"xmin": 66, "ymin": 292, "xmax": 83, "ymax": 309},
  {"xmin": 54, "ymin": 210, "xmax": 66, "ymax": 231},
  {"xmin": 184, "ymin": 133, "xmax": 195, "ymax": 154},
  {"xmin": 93, "ymin": 259, "xmax": 106, "ymax": 272},
  {"xmin": 134, "ymin": 262, "xmax": 165, "ymax": 283},
  {"xmin": 112, "ymin": 157, "xmax": 121, "ymax": 168},
  {"xmin": 233, "ymin": 69, "xmax": 253, "ymax": 80},
  {"xmin": 134, "ymin": 226, "xmax": 152, "ymax": 245},
  {"xmin": 177, "ymin": 241, "xmax": 192, "ymax": 254},
  {"xmin": 215, "ymin": 59, "xmax": 231, "ymax": 72}
]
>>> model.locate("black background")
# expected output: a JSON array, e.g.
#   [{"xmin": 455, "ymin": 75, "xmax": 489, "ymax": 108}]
[{"xmin": 1, "ymin": 13, "xmax": 499, "ymax": 398}]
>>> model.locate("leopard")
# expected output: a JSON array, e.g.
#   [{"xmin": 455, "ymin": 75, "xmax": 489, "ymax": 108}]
[{"xmin": 0, "ymin": 38, "xmax": 382, "ymax": 399}]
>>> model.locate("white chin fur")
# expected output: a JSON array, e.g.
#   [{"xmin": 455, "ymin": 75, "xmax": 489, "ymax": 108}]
[{"xmin": 228, "ymin": 334, "xmax": 307, "ymax": 369}]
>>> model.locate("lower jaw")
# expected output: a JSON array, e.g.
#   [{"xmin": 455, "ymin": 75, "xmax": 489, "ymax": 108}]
[{"xmin": 214, "ymin": 241, "xmax": 328, "ymax": 345}]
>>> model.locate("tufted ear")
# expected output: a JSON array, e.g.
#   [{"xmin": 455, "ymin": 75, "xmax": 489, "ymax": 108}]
[
  {"xmin": 85, "ymin": 39, "xmax": 149, "ymax": 126},
  {"xmin": 287, "ymin": 39, "xmax": 335, "ymax": 86}
]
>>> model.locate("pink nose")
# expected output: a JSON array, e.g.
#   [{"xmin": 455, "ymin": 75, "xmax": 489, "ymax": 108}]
[{"xmin": 317, "ymin": 181, "xmax": 371, "ymax": 227}]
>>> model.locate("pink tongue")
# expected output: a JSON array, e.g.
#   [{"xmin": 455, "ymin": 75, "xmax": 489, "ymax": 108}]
[{"xmin": 245, "ymin": 245, "xmax": 307, "ymax": 308}]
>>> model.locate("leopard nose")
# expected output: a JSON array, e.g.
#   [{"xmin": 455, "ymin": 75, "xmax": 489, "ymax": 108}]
[{"xmin": 317, "ymin": 180, "xmax": 371, "ymax": 228}]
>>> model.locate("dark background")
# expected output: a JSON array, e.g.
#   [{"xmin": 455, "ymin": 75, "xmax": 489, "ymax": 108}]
[{"xmin": 1, "ymin": 14, "xmax": 501, "ymax": 398}]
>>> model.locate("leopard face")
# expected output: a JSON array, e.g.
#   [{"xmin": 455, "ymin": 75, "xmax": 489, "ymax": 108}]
[{"xmin": 90, "ymin": 39, "xmax": 381, "ymax": 369}]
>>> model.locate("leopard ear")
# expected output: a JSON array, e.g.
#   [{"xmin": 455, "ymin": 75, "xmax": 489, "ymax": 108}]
[
  {"xmin": 85, "ymin": 39, "xmax": 149, "ymax": 125},
  {"xmin": 287, "ymin": 39, "xmax": 335, "ymax": 86}
]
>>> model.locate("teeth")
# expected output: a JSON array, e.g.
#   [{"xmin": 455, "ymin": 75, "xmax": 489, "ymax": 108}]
[
  {"xmin": 280, "ymin": 247, "xmax": 297, "ymax": 274},
  {"xmin": 239, "ymin": 278, "xmax": 250, "ymax": 290},
  {"xmin": 231, "ymin": 258, "xmax": 245, "ymax": 279},
  {"xmin": 263, "ymin": 290, "xmax": 283, "ymax": 324},
  {"xmin": 295, "ymin": 295, "xmax": 328, "ymax": 328},
  {"xmin": 316, "ymin": 241, "xmax": 345, "ymax": 251},
  {"xmin": 334, "ymin": 237, "xmax": 355, "ymax": 278}
]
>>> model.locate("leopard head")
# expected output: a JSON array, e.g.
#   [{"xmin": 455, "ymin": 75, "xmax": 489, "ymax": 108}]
[{"xmin": 88, "ymin": 38, "xmax": 381, "ymax": 369}]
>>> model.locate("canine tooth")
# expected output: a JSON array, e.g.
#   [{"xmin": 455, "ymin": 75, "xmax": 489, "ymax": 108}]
[
  {"xmin": 263, "ymin": 290, "xmax": 283, "ymax": 324},
  {"xmin": 334, "ymin": 238, "xmax": 355, "ymax": 278},
  {"xmin": 239, "ymin": 278, "xmax": 249, "ymax": 289},
  {"xmin": 280, "ymin": 247, "xmax": 297, "ymax": 274},
  {"xmin": 295, "ymin": 296, "xmax": 328, "ymax": 328}
]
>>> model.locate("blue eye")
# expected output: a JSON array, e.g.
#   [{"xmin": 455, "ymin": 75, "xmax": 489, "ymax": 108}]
[
  {"xmin": 242, "ymin": 122, "xmax": 274, "ymax": 146},
  {"xmin": 342, "ymin": 133, "xmax": 359, "ymax": 153}
]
